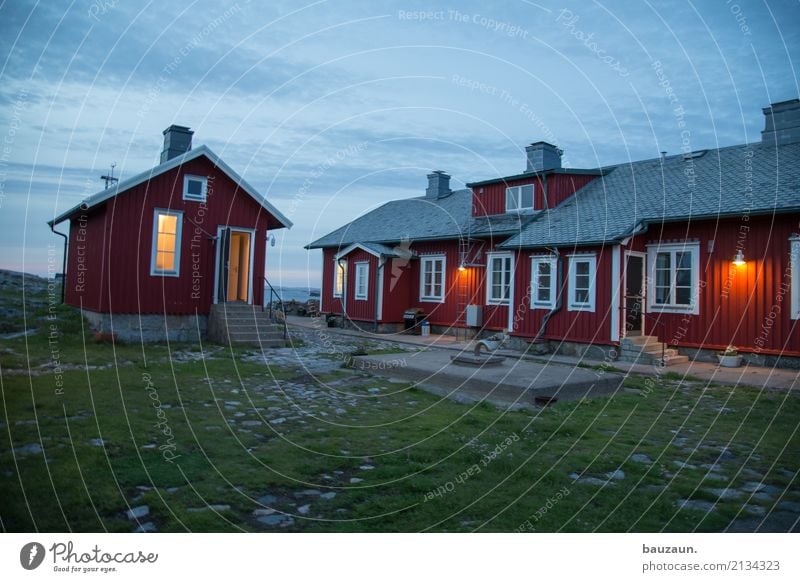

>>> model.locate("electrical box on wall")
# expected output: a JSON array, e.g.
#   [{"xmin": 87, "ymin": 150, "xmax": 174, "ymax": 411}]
[{"xmin": 466, "ymin": 304, "xmax": 482, "ymax": 327}]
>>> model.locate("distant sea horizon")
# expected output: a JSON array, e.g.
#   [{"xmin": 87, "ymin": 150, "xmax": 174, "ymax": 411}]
[{"xmin": 267, "ymin": 286, "xmax": 320, "ymax": 303}]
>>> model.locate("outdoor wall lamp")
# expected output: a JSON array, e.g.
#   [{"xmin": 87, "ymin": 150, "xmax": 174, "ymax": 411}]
[
  {"xmin": 733, "ymin": 249, "xmax": 746, "ymax": 266},
  {"xmin": 458, "ymin": 263, "xmax": 466, "ymax": 272}
]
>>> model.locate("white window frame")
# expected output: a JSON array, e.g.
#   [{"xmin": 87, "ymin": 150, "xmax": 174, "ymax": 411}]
[
  {"xmin": 354, "ymin": 262, "xmax": 369, "ymax": 301},
  {"xmin": 419, "ymin": 255, "xmax": 446, "ymax": 302},
  {"xmin": 150, "ymin": 209, "xmax": 183, "ymax": 277},
  {"xmin": 505, "ymin": 184, "xmax": 535, "ymax": 213},
  {"xmin": 567, "ymin": 255, "xmax": 596, "ymax": 312},
  {"xmin": 333, "ymin": 259, "xmax": 346, "ymax": 298},
  {"xmin": 530, "ymin": 256, "xmax": 557, "ymax": 309},
  {"xmin": 182, "ymin": 174, "xmax": 208, "ymax": 202},
  {"xmin": 486, "ymin": 252, "xmax": 513, "ymax": 305},
  {"xmin": 646, "ymin": 242, "xmax": 700, "ymax": 315},
  {"xmin": 791, "ymin": 238, "xmax": 800, "ymax": 320}
]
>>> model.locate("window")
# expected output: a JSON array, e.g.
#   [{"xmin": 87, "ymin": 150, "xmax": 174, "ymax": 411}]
[
  {"xmin": 354, "ymin": 262, "xmax": 369, "ymax": 300},
  {"xmin": 150, "ymin": 209, "xmax": 183, "ymax": 277},
  {"xmin": 333, "ymin": 259, "xmax": 346, "ymax": 297},
  {"xmin": 790, "ymin": 238, "xmax": 800, "ymax": 320},
  {"xmin": 568, "ymin": 255, "xmax": 596, "ymax": 311},
  {"xmin": 183, "ymin": 175, "xmax": 207, "ymax": 202},
  {"xmin": 487, "ymin": 252, "xmax": 513, "ymax": 305},
  {"xmin": 647, "ymin": 242, "xmax": 700, "ymax": 313},
  {"xmin": 505, "ymin": 184, "xmax": 534, "ymax": 213},
  {"xmin": 420, "ymin": 256, "xmax": 446, "ymax": 302},
  {"xmin": 531, "ymin": 256, "xmax": 557, "ymax": 309}
]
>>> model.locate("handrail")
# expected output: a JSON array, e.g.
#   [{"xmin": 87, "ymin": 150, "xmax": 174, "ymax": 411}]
[{"xmin": 264, "ymin": 277, "xmax": 287, "ymax": 340}]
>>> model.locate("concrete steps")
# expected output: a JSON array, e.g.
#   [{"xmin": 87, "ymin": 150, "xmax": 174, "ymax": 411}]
[
  {"xmin": 208, "ymin": 303, "xmax": 287, "ymax": 347},
  {"xmin": 618, "ymin": 335, "xmax": 689, "ymax": 366}
]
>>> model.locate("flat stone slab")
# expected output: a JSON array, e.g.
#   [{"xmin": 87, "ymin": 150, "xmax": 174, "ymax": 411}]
[
  {"xmin": 353, "ymin": 349, "xmax": 626, "ymax": 409},
  {"xmin": 450, "ymin": 354, "xmax": 505, "ymax": 367}
]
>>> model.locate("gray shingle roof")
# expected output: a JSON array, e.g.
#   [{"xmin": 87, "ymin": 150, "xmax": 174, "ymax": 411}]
[
  {"xmin": 500, "ymin": 141, "xmax": 800, "ymax": 249},
  {"xmin": 306, "ymin": 189, "xmax": 473, "ymax": 249}
]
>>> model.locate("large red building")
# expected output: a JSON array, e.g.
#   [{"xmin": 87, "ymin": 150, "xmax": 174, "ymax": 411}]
[
  {"xmin": 49, "ymin": 125, "xmax": 292, "ymax": 341},
  {"xmin": 307, "ymin": 100, "xmax": 800, "ymax": 366}
]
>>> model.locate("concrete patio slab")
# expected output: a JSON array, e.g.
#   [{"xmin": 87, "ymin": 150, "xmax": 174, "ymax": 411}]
[{"xmin": 351, "ymin": 349, "xmax": 626, "ymax": 410}]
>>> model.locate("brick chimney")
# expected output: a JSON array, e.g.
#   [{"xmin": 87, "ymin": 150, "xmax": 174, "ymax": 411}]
[
  {"xmin": 160, "ymin": 125, "xmax": 194, "ymax": 163},
  {"xmin": 525, "ymin": 141, "xmax": 562, "ymax": 172},
  {"xmin": 426, "ymin": 170, "xmax": 451, "ymax": 199},
  {"xmin": 761, "ymin": 99, "xmax": 800, "ymax": 145}
]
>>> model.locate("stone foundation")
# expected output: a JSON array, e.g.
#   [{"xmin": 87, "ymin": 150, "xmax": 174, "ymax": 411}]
[
  {"xmin": 676, "ymin": 346, "xmax": 800, "ymax": 369},
  {"xmin": 82, "ymin": 310, "xmax": 207, "ymax": 342}
]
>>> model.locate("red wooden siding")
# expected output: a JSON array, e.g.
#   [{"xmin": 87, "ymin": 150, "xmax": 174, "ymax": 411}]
[
  {"xmin": 64, "ymin": 155, "xmax": 281, "ymax": 315},
  {"xmin": 546, "ymin": 174, "xmax": 598, "ymax": 208},
  {"xmin": 321, "ymin": 248, "xmax": 343, "ymax": 314},
  {"xmin": 472, "ymin": 173, "xmax": 598, "ymax": 217},
  {"xmin": 628, "ymin": 214, "xmax": 800, "ymax": 355},
  {"xmin": 511, "ymin": 245, "xmax": 614, "ymax": 344},
  {"xmin": 65, "ymin": 205, "xmax": 108, "ymax": 312}
]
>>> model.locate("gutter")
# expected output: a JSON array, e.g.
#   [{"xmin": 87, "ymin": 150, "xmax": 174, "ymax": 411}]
[
  {"xmin": 49, "ymin": 223, "xmax": 68, "ymax": 304},
  {"xmin": 374, "ymin": 256, "xmax": 387, "ymax": 332}
]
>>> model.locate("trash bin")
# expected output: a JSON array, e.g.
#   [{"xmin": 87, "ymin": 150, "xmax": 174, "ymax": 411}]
[
  {"xmin": 403, "ymin": 308, "xmax": 426, "ymax": 334},
  {"xmin": 420, "ymin": 320, "xmax": 430, "ymax": 337}
]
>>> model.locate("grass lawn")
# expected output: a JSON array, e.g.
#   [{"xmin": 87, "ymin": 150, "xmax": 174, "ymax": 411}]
[{"xmin": 1, "ymin": 271, "xmax": 799, "ymax": 532}]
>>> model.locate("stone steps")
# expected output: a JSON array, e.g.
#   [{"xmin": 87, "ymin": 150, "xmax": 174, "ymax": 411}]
[
  {"xmin": 618, "ymin": 335, "xmax": 689, "ymax": 366},
  {"xmin": 208, "ymin": 304, "xmax": 287, "ymax": 347}
]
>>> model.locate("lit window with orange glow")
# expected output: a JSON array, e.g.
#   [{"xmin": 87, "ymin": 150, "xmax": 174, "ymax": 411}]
[{"xmin": 150, "ymin": 209, "xmax": 183, "ymax": 276}]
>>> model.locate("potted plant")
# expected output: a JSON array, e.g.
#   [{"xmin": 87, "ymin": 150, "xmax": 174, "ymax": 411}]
[{"xmin": 717, "ymin": 345, "xmax": 743, "ymax": 368}]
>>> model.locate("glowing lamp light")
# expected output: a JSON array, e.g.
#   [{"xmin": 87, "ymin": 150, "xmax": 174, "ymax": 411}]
[
  {"xmin": 733, "ymin": 249, "xmax": 746, "ymax": 266},
  {"xmin": 458, "ymin": 263, "xmax": 466, "ymax": 272}
]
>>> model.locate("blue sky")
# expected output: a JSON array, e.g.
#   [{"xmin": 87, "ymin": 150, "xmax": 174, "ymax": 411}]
[{"xmin": 1, "ymin": 0, "xmax": 798, "ymax": 288}]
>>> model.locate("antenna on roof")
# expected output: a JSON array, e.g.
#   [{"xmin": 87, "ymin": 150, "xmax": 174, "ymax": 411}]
[{"xmin": 101, "ymin": 163, "xmax": 118, "ymax": 189}]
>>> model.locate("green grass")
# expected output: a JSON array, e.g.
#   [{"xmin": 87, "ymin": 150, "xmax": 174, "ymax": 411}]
[{"xmin": 1, "ymin": 271, "xmax": 799, "ymax": 532}]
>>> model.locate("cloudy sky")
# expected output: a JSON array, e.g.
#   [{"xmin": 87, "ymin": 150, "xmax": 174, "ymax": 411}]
[{"xmin": 1, "ymin": 0, "xmax": 798, "ymax": 288}]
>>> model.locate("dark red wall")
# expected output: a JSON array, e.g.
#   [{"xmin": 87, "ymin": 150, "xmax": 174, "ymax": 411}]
[
  {"xmin": 64, "ymin": 155, "xmax": 282, "ymax": 315},
  {"xmin": 471, "ymin": 173, "xmax": 598, "ymax": 216},
  {"xmin": 628, "ymin": 214, "xmax": 800, "ymax": 355},
  {"xmin": 512, "ymin": 245, "xmax": 614, "ymax": 345}
]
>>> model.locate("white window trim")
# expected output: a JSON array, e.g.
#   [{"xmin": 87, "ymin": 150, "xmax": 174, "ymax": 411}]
[
  {"xmin": 505, "ymin": 184, "xmax": 535, "ymax": 213},
  {"xmin": 567, "ymin": 255, "xmax": 596, "ymax": 312},
  {"xmin": 354, "ymin": 261, "xmax": 369, "ymax": 301},
  {"xmin": 182, "ymin": 174, "xmax": 208, "ymax": 202},
  {"xmin": 530, "ymin": 256, "xmax": 557, "ymax": 309},
  {"xmin": 150, "ymin": 209, "xmax": 183, "ymax": 277},
  {"xmin": 646, "ymin": 242, "xmax": 700, "ymax": 315},
  {"xmin": 791, "ymin": 238, "xmax": 800, "ymax": 320},
  {"xmin": 486, "ymin": 252, "xmax": 513, "ymax": 306},
  {"xmin": 333, "ymin": 258, "xmax": 346, "ymax": 298},
  {"xmin": 419, "ymin": 255, "xmax": 446, "ymax": 303}
]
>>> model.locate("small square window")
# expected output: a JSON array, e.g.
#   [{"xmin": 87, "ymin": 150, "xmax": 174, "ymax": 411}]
[
  {"xmin": 183, "ymin": 175, "xmax": 208, "ymax": 202},
  {"xmin": 505, "ymin": 185, "xmax": 535, "ymax": 213}
]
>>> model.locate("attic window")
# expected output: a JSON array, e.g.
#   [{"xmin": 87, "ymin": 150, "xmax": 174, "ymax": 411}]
[
  {"xmin": 183, "ymin": 175, "xmax": 207, "ymax": 202},
  {"xmin": 505, "ymin": 185, "xmax": 534, "ymax": 213}
]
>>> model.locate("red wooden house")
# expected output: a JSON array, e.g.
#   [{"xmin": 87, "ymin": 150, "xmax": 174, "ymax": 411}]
[
  {"xmin": 308, "ymin": 99, "xmax": 800, "ymax": 366},
  {"xmin": 49, "ymin": 125, "xmax": 292, "ymax": 342}
]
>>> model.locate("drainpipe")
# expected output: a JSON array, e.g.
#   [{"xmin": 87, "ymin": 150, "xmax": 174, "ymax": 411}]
[
  {"xmin": 337, "ymin": 257, "xmax": 347, "ymax": 327},
  {"xmin": 374, "ymin": 256, "xmax": 386, "ymax": 332},
  {"xmin": 532, "ymin": 247, "xmax": 562, "ymax": 343},
  {"xmin": 50, "ymin": 224, "xmax": 68, "ymax": 304}
]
